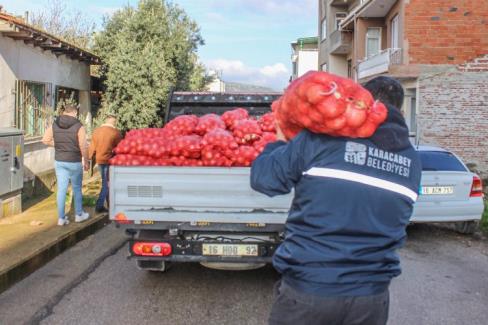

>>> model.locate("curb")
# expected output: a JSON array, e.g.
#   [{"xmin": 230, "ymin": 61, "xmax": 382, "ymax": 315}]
[{"xmin": 0, "ymin": 214, "xmax": 109, "ymax": 294}]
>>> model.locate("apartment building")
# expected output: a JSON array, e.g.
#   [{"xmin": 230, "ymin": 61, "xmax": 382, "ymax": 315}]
[
  {"xmin": 319, "ymin": 0, "xmax": 488, "ymax": 176},
  {"xmin": 291, "ymin": 37, "xmax": 319, "ymax": 80}
]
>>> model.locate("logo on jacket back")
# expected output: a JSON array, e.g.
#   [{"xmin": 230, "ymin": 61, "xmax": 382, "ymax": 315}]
[
  {"xmin": 344, "ymin": 142, "xmax": 367, "ymax": 166},
  {"xmin": 344, "ymin": 141, "xmax": 412, "ymax": 177}
]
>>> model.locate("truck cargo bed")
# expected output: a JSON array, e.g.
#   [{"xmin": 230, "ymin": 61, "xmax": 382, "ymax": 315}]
[{"xmin": 109, "ymin": 166, "xmax": 292, "ymax": 225}]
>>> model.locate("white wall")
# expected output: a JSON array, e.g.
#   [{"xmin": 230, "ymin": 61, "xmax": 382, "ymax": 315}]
[
  {"xmin": 0, "ymin": 35, "xmax": 92, "ymax": 180},
  {"xmin": 0, "ymin": 37, "xmax": 16, "ymax": 128},
  {"xmin": 207, "ymin": 78, "xmax": 225, "ymax": 92},
  {"xmin": 23, "ymin": 141, "xmax": 55, "ymax": 180},
  {"xmin": 0, "ymin": 35, "xmax": 91, "ymax": 127},
  {"xmin": 297, "ymin": 50, "xmax": 319, "ymax": 77}
]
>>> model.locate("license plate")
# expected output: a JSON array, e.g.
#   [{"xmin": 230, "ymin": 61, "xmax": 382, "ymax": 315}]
[
  {"xmin": 421, "ymin": 186, "xmax": 454, "ymax": 195},
  {"xmin": 202, "ymin": 244, "xmax": 258, "ymax": 257}
]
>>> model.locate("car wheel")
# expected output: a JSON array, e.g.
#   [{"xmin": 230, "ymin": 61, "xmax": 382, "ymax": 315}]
[{"xmin": 454, "ymin": 221, "xmax": 478, "ymax": 235}]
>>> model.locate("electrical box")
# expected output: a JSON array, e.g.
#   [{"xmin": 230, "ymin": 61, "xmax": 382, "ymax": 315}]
[{"xmin": 0, "ymin": 128, "xmax": 24, "ymax": 197}]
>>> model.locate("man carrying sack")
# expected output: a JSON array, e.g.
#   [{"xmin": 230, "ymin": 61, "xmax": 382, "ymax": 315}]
[{"xmin": 251, "ymin": 76, "xmax": 421, "ymax": 325}]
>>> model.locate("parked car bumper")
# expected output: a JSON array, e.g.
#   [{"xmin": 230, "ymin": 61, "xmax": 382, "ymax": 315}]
[{"xmin": 411, "ymin": 197, "xmax": 484, "ymax": 223}]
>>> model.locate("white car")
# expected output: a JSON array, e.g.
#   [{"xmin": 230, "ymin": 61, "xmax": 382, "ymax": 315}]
[{"xmin": 411, "ymin": 146, "xmax": 485, "ymax": 233}]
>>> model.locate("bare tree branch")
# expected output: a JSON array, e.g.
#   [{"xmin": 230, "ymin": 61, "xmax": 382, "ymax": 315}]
[{"xmin": 30, "ymin": 0, "xmax": 96, "ymax": 49}]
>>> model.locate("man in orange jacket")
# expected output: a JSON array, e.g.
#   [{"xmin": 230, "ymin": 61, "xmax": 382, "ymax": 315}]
[{"xmin": 89, "ymin": 115, "xmax": 122, "ymax": 213}]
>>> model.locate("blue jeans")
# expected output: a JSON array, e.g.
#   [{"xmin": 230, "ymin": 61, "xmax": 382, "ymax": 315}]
[
  {"xmin": 97, "ymin": 164, "xmax": 109, "ymax": 209},
  {"xmin": 55, "ymin": 161, "xmax": 83, "ymax": 219}
]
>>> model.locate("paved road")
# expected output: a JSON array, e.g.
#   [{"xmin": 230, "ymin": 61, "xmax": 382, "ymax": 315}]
[{"xmin": 1, "ymin": 224, "xmax": 487, "ymax": 325}]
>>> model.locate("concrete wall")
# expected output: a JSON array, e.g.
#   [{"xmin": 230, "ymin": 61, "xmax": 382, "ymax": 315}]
[
  {"xmin": 318, "ymin": 1, "xmax": 350, "ymax": 75},
  {"xmin": 328, "ymin": 54, "xmax": 348, "ymax": 76},
  {"xmin": 0, "ymin": 35, "xmax": 92, "ymax": 185},
  {"xmin": 417, "ymin": 57, "xmax": 488, "ymax": 176}
]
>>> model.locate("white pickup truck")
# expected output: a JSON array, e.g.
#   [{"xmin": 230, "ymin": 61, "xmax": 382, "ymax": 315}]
[{"xmin": 110, "ymin": 92, "xmax": 292, "ymax": 271}]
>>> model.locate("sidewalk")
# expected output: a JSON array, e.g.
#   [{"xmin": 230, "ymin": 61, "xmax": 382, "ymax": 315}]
[{"xmin": 0, "ymin": 175, "xmax": 109, "ymax": 293}]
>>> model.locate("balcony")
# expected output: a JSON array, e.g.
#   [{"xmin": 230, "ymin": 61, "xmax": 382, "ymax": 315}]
[
  {"xmin": 340, "ymin": 0, "xmax": 399, "ymax": 29},
  {"xmin": 330, "ymin": 0, "xmax": 357, "ymax": 6},
  {"xmin": 329, "ymin": 29, "xmax": 353, "ymax": 55},
  {"xmin": 357, "ymin": 48, "xmax": 403, "ymax": 79}
]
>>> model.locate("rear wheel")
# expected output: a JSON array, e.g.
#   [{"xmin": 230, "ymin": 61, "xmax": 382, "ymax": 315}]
[{"xmin": 454, "ymin": 221, "xmax": 478, "ymax": 235}]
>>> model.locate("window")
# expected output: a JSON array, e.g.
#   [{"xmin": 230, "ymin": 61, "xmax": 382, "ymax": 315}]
[
  {"xmin": 404, "ymin": 89, "xmax": 417, "ymax": 133},
  {"xmin": 321, "ymin": 63, "xmax": 327, "ymax": 72},
  {"xmin": 321, "ymin": 19, "xmax": 327, "ymax": 41},
  {"xmin": 419, "ymin": 151, "xmax": 467, "ymax": 172},
  {"xmin": 335, "ymin": 12, "xmax": 347, "ymax": 30},
  {"xmin": 366, "ymin": 27, "xmax": 381, "ymax": 58},
  {"xmin": 391, "ymin": 14, "xmax": 400, "ymax": 49},
  {"xmin": 55, "ymin": 86, "xmax": 79, "ymax": 109},
  {"xmin": 292, "ymin": 61, "xmax": 298, "ymax": 76},
  {"xmin": 15, "ymin": 81, "xmax": 53, "ymax": 138},
  {"xmin": 409, "ymin": 96, "xmax": 417, "ymax": 133},
  {"xmin": 347, "ymin": 59, "xmax": 352, "ymax": 78}
]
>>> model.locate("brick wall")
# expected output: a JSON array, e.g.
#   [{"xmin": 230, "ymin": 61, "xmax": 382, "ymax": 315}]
[
  {"xmin": 418, "ymin": 58, "xmax": 488, "ymax": 176},
  {"xmin": 458, "ymin": 54, "xmax": 488, "ymax": 72},
  {"xmin": 405, "ymin": 0, "xmax": 488, "ymax": 65}
]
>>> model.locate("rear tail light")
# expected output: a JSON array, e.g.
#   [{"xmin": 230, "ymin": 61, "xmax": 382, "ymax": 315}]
[
  {"xmin": 470, "ymin": 175, "xmax": 484, "ymax": 197},
  {"xmin": 114, "ymin": 213, "xmax": 133, "ymax": 224},
  {"xmin": 132, "ymin": 242, "xmax": 172, "ymax": 257}
]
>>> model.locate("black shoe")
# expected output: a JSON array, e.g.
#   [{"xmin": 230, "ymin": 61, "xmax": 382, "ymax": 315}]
[{"xmin": 95, "ymin": 207, "xmax": 109, "ymax": 214}]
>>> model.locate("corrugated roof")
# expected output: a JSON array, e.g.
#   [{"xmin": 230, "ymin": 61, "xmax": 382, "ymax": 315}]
[
  {"xmin": 291, "ymin": 36, "xmax": 319, "ymax": 50},
  {"xmin": 296, "ymin": 37, "xmax": 318, "ymax": 44},
  {"xmin": 0, "ymin": 12, "xmax": 100, "ymax": 64}
]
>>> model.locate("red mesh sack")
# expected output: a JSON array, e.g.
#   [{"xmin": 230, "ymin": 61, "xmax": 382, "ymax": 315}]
[
  {"xmin": 258, "ymin": 112, "xmax": 276, "ymax": 132},
  {"xmin": 202, "ymin": 129, "xmax": 238, "ymax": 151},
  {"xmin": 164, "ymin": 115, "xmax": 199, "ymax": 136},
  {"xmin": 273, "ymin": 71, "xmax": 388, "ymax": 140},
  {"xmin": 169, "ymin": 135, "xmax": 203, "ymax": 159},
  {"xmin": 253, "ymin": 132, "xmax": 278, "ymax": 153},
  {"xmin": 233, "ymin": 146, "xmax": 259, "ymax": 167},
  {"xmin": 201, "ymin": 147, "xmax": 233, "ymax": 167},
  {"xmin": 221, "ymin": 108, "xmax": 249, "ymax": 130},
  {"xmin": 195, "ymin": 114, "xmax": 226, "ymax": 135},
  {"xmin": 233, "ymin": 119, "xmax": 263, "ymax": 145}
]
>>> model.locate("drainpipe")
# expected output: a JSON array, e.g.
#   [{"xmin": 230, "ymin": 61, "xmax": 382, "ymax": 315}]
[{"xmin": 353, "ymin": 13, "xmax": 358, "ymax": 82}]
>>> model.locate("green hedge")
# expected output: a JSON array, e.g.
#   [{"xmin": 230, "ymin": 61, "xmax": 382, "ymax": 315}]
[{"xmin": 482, "ymin": 201, "xmax": 488, "ymax": 233}]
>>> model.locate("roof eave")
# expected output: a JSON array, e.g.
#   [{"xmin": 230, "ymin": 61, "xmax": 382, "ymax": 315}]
[{"xmin": 0, "ymin": 12, "xmax": 100, "ymax": 65}]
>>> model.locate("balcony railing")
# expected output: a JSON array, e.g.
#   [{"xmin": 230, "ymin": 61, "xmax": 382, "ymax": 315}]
[
  {"xmin": 357, "ymin": 48, "xmax": 403, "ymax": 79},
  {"xmin": 329, "ymin": 29, "xmax": 353, "ymax": 55}
]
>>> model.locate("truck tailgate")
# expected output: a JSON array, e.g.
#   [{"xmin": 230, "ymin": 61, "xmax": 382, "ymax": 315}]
[{"xmin": 109, "ymin": 166, "xmax": 292, "ymax": 224}]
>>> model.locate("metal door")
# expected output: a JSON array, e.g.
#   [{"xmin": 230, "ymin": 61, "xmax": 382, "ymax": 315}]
[
  {"xmin": 10, "ymin": 134, "xmax": 23, "ymax": 192},
  {"xmin": 0, "ymin": 136, "xmax": 13, "ymax": 196}
]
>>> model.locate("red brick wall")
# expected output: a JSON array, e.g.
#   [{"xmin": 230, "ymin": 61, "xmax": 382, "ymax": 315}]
[
  {"xmin": 418, "ymin": 57, "xmax": 488, "ymax": 176},
  {"xmin": 405, "ymin": 0, "xmax": 488, "ymax": 65}
]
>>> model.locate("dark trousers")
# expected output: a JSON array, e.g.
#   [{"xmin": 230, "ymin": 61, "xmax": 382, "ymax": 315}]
[
  {"xmin": 269, "ymin": 280, "xmax": 389, "ymax": 325},
  {"xmin": 96, "ymin": 164, "xmax": 109, "ymax": 209}
]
